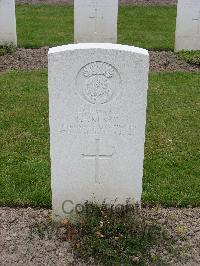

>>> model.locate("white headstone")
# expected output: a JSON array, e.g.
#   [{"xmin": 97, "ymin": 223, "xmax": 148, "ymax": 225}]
[
  {"xmin": 175, "ymin": 0, "xmax": 200, "ymax": 51},
  {"xmin": 0, "ymin": 0, "xmax": 17, "ymax": 46},
  {"xmin": 74, "ymin": 0, "xmax": 118, "ymax": 43},
  {"xmin": 48, "ymin": 43, "xmax": 149, "ymax": 221}
]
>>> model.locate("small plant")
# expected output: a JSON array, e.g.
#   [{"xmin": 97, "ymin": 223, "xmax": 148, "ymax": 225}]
[
  {"xmin": 0, "ymin": 43, "xmax": 16, "ymax": 56},
  {"xmin": 177, "ymin": 51, "xmax": 200, "ymax": 65},
  {"xmin": 63, "ymin": 202, "xmax": 170, "ymax": 265}
]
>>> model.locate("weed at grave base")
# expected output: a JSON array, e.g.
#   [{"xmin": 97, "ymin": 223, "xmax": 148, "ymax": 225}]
[
  {"xmin": 176, "ymin": 51, "xmax": 200, "ymax": 66},
  {"xmin": 0, "ymin": 43, "xmax": 16, "ymax": 56},
  {"xmin": 63, "ymin": 202, "xmax": 171, "ymax": 265}
]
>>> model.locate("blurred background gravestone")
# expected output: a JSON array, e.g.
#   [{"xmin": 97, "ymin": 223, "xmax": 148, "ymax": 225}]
[
  {"xmin": 0, "ymin": 0, "xmax": 17, "ymax": 46},
  {"xmin": 74, "ymin": 0, "xmax": 118, "ymax": 43},
  {"xmin": 175, "ymin": 0, "xmax": 200, "ymax": 51}
]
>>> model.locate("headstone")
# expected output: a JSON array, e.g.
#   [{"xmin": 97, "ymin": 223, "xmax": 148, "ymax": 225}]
[
  {"xmin": 0, "ymin": 0, "xmax": 17, "ymax": 46},
  {"xmin": 175, "ymin": 0, "xmax": 200, "ymax": 51},
  {"xmin": 48, "ymin": 43, "xmax": 149, "ymax": 221},
  {"xmin": 74, "ymin": 0, "xmax": 118, "ymax": 43}
]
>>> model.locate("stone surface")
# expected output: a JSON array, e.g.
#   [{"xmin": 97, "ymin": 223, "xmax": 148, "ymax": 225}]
[
  {"xmin": 175, "ymin": 0, "xmax": 200, "ymax": 51},
  {"xmin": 0, "ymin": 0, "xmax": 17, "ymax": 46},
  {"xmin": 48, "ymin": 43, "xmax": 149, "ymax": 221},
  {"xmin": 74, "ymin": 0, "xmax": 118, "ymax": 43}
]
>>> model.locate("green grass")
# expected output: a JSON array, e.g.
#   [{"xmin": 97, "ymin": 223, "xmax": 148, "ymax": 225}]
[
  {"xmin": 143, "ymin": 72, "xmax": 200, "ymax": 206},
  {"xmin": 177, "ymin": 51, "xmax": 200, "ymax": 65},
  {"xmin": 0, "ymin": 71, "xmax": 50, "ymax": 206},
  {"xmin": 0, "ymin": 71, "xmax": 199, "ymax": 207},
  {"xmin": 16, "ymin": 4, "xmax": 74, "ymax": 48},
  {"xmin": 118, "ymin": 5, "xmax": 176, "ymax": 50},
  {"xmin": 16, "ymin": 4, "xmax": 176, "ymax": 50}
]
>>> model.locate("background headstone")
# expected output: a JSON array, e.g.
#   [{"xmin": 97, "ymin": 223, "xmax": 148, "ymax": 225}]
[
  {"xmin": 0, "ymin": 0, "xmax": 17, "ymax": 46},
  {"xmin": 74, "ymin": 0, "xmax": 118, "ymax": 43},
  {"xmin": 49, "ymin": 43, "xmax": 149, "ymax": 221},
  {"xmin": 175, "ymin": 0, "xmax": 200, "ymax": 51}
]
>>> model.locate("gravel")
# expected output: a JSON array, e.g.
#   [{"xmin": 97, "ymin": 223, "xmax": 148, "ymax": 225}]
[
  {"xmin": 143, "ymin": 207, "xmax": 200, "ymax": 265},
  {"xmin": 0, "ymin": 48, "xmax": 48, "ymax": 73},
  {"xmin": 0, "ymin": 207, "xmax": 82, "ymax": 266},
  {"xmin": 0, "ymin": 48, "xmax": 199, "ymax": 73},
  {"xmin": 0, "ymin": 207, "xmax": 200, "ymax": 265},
  {"xmin": 150, "ymin": 51, "xmax": 200, "ymax": 72},
  {"xmin": 16, "ymin": 0, "xmax": 177, "ymax": 5}
]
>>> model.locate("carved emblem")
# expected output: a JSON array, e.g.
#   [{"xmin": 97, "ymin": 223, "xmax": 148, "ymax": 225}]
[{"xmin": 76, "ymin": 61, "xmax": 121, "ymax": 104}]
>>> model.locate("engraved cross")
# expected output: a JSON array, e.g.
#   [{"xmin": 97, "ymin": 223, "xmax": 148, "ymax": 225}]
[
  {"xmin": 192, "ymin": 11, "xmax": 200, "ymax": 34},
  {"xmin": 82, "ymin": 139, "xmax": 113, "ymax": 184},
  {"xmin": 89, "ymin": 8, "xmax": 103, "ymax": 34}
]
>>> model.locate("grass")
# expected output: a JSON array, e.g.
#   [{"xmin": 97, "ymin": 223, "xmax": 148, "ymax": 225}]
[
  {"xmin": 0, "ymin": 71, "xmax": 50, "ymax": 206},
  {"xmin": 0, "ymin": 70, "xmax": 199, "ymax": 207},
  {"xmin": 16, "ymin": 4, "xmax": 176, "ymax": 50},
  {"xmin": 177, "ymin": 51, "xmax": 200, "ymax": 65},
  {"xmin": 118, "ymin": 5, "xmax": 176, "ymax": 50},
  {"xmin": 64, "ymin": 203, "xmax": 168, "ymax": 265},
  {"xmin": 16, "ymin": 4, "xmax": 73, "ymax": 49},
  {"xmin": 143, "ymin": 72, "xmax": 200, "ymax": 206},
  {"xmin": 0, "ymin": 44, "xmax": 16, "ymax": 56}
]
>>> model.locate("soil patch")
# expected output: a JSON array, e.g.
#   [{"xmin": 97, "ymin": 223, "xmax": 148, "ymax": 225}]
[
  {"xmin": 0, "ymin": 48, "xmax": 199, "ymax": 73},
  {"xmin": 0, "ymin": 207, "xmax": 199, "ymax": 265},
  {"xmin": 150, "ymin": 51, "xmax": 200, "ymax": 72},
  {"xmin": 0, "ymin": 48, "xmax": 48, "ymax": 72},
  {"xmin": 16, "ymin": 0, "xmax": 177, "ymax": 6}
]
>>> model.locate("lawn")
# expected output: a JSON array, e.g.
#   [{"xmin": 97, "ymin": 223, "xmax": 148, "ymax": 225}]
[
  {"xmin": 0, "ymin": 71, "xmax": 50, "ymax": 206},
  {"xmin": 16, "ymin": 4, "xmax": 176, "ymax": 50},
  {"xmin": 0, "ymin": 70, "xmax": 199, "ymax": 207}
]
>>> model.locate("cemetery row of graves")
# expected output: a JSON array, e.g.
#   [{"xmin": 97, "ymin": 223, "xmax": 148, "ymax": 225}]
[{"xmin": 0, "ymin": 0, "xmax": 199, "ymax": 265}]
